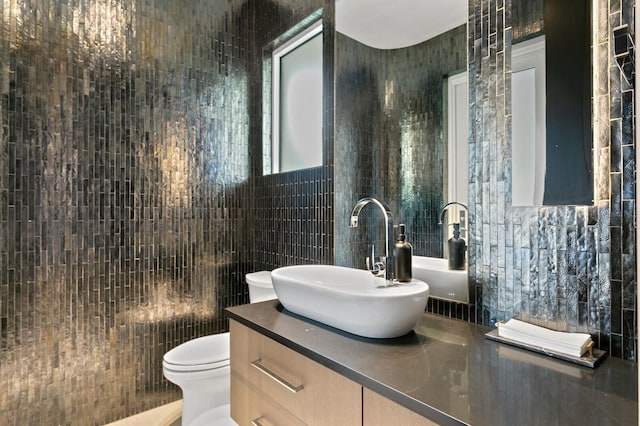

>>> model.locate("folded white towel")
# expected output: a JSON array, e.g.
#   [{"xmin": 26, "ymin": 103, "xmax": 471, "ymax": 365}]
[{"xmin": 497, "ymin": 319, "xmax": 592, "ymax": 357}]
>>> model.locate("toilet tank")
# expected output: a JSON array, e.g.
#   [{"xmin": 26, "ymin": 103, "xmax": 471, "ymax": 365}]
[{"xmin": 246, "ymin": 271, "xmax": 277, "ymax": 303}]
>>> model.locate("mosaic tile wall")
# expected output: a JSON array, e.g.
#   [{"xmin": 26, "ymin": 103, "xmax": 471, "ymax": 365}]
[
  {"xmin": 511, "ymin": 0, "xmax": 544, "ymax": 41},
  {"xmin": 334, "ymin": 27, "xmax": 467, "ymax": 269},
  {"xmin": 252, "ymin": 0, "xmax": 333, "ymax": 272},
  {"xmin": 0, "ymin": 1, "xmax": 635, "ymax": 424},
  {"xmin": 467, "ymin": 0, "xmax": 637, "ymax": 360},
  {"xmin": 0, "ymin": 0, "xmax": 332, "ymax": 424},
  {"xmin": 254, "ymin": 166, "xmax": 333, "ymax": 270}
]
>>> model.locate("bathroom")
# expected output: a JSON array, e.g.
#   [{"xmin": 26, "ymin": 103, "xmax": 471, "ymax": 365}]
[{"xmin": 0, "ymin": 0, "xmax": 636, "ymax": 424}]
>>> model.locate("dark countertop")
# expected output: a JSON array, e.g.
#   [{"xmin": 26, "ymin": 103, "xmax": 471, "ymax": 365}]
[{"xmin": 226, "ymin": 301, "xmax": 638, "ymax": 426}]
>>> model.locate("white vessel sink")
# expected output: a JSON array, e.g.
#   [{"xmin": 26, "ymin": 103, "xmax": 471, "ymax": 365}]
[
  {"xmin": 270, "ymin": 265, "xmax": 429, "ymax": 339},
  {"xmin": 412, "ymin": 256, "xmax": 468, "ymax": 303}
]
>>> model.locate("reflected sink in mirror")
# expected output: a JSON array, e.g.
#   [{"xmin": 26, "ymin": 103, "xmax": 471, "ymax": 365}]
[
  {"xmin": 412, "ymin": 257, "xmax": 468, "ymax": 303},
  {"xmin": 271, "ymin": 265, "xmax": 429, "ymax": 339}
]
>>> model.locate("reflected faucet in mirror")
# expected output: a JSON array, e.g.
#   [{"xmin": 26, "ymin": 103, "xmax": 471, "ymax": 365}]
[
  {"xmin": 438, "ymin": 201, "xmax": 468, "ymax": 228},
  {"xmin": 439, "ymin": 202, "xmax": 468, "ymax": 270},
  {"xmin": 349, "ymin": 197, "xmax": 395, "ymax": 283}
]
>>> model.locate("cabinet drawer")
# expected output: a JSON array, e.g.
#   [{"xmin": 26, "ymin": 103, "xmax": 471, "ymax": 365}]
[
  {"xmin": 230, "ymin": 320, "xmax": 362, "ymax": 426},
  {"xmin": 231, "ymin": 370, "xmax": 305, "ymax": 426},
  {"xmin": 363, "ymin": 388, "xmax": 439, "ymax": 426}
]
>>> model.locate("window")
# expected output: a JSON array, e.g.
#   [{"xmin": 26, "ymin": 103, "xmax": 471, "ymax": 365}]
[
  {"xmin": 511, "ymin": 36, "xmax": 545, "ymax": 206},
  {"xmin": 270, "ymin": 20, "xmax": 323, "ymax": 174}
]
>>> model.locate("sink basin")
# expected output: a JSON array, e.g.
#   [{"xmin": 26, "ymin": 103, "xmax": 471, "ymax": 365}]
[
  {"xmin": 412, "ymin": 256, "xmax": 468, "ymax": 303},
  {"xmin": 270, "ymin": 265, "xmax": 429, "ymax": 339}
]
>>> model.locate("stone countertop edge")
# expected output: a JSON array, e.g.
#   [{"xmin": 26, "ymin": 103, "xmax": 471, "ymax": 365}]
[{"xmin": 225, "ymin": 300, "xmax": 638, "ymax": 426}]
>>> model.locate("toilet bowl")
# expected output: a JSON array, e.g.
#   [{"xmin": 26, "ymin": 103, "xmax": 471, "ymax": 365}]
[
  {"xmin": 190, "ymin": 404, "xmax": 235, "ymax": 426},
  {"xmin": 162, "ymin": 333, "xmax": 231, "ymax": 426},
  {"xmin": 163, "ymin": 271, "xmax": 276, "ymax": 425}
]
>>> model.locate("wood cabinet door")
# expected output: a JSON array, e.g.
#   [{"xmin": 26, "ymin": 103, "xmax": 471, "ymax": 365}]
[
  {"xmin": 230, "ymin": 320, "xmax": 362, "ymax": 426},
  {"xmin": 363, "ymin": 388, "xmax": 439, "ymax": 426}
]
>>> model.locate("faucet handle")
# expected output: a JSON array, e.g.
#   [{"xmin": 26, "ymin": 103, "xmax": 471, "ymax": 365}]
[
  {"xmin": 366, "ymin": 245, "xmax": 386, "ymax": 276},
  {"xmin": 367, "ymin": 259, "xmax": 386, "ymax": 277}
]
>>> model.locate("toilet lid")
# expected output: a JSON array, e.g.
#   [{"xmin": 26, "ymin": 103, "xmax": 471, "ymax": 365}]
[
  {"xmin": 163, "ymin": 332, "xmax": 230, "ymax": 370},
  {"xmin": 246, "ymin": 271, "xmax": 273, "ymax": 288}
]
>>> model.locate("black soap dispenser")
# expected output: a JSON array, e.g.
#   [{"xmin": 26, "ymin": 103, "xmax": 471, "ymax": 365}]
[
  {"xmin": 448, "ymin": 223, "xmax": 466, "ymax": 270},
  {"xmin": 394, "ymin": 224, "xmax": 413, "ymax": 282}
]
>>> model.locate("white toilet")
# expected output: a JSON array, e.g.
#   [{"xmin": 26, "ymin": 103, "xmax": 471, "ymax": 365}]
[
  {"xmin": 162, "ymin": 271, "xmax": 277, "ymax": 426},
  {"xmin": 245, "ymin": 270, "xmax": 277, "ymax": 302}
]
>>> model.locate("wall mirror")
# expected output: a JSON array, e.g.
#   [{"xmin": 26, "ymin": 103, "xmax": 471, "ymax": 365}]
[
  {"xmin": 511, "ymin": 0, "xmax": 593, "ymax": 206},
  {"xmin": 333, "ymin": 0, "xmax": 468, "ymax": 274}
]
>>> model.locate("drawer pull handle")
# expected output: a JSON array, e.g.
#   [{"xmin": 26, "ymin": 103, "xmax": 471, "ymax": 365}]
[
  {"xmin": 251, "ymin": 417, "xmax": 264, "ymax": 426},
  {"xmin": 251, "ymin": 359, "xmax": 304, "ymax": 393}
]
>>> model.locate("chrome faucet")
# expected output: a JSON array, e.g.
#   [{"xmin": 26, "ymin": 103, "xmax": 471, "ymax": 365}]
[
  {"xmin": 439, "ymin": 202, "xmax": 469, "ymax": 269},
  {"xmin": 439, "ymin": 201, "xmax": 469, "ymax": 240},
  {"xmin": 438, "ymin": 201, "xmax": 469, "ymax": 225},
  {"xmin": 349, "ymin": 197, "xmax": 395, "ymax": 283}
]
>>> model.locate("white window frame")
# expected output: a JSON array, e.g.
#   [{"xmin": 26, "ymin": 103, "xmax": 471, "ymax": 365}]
[
  {"xmin": 271, "ymin": 20, "xmax": 323, "ymax": 173},
  {"xmin": 447, "ymin": 71, "xmax": 469, "ymax": 207}
]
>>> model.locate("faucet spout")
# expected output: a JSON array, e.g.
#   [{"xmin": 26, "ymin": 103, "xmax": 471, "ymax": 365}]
[
  {"xmin": 438, "ymin": 202, "xmax": 468, "ymax": 225},
  {"xmin": 349, "ymin": 197, "xmax": 395, "ymax": 283}
]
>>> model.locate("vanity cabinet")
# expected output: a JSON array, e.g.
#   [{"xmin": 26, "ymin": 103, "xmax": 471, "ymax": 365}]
[
  {"xmin": 230, "ymin": 320, "xmax": 362, "ymax": 425},
  {"xmin": 230, "ymin": 319, "xmax": 438, "ymax": 425},
  {"xmin": 228, "ymin": 302, "xmax": 638, "ymax": 426},
  {"xmin": 363, "ymin": 388, "xmax": 438, "ymax": 426}
]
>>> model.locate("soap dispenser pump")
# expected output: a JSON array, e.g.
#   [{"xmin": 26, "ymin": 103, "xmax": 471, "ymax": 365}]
[
  {"xmin": 448, "ymin": 223, "xmax": 466, "ymax": 270},
  {"xmin": 394, "ymin": 224, "xmax": 413, "ymax": 282}
]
